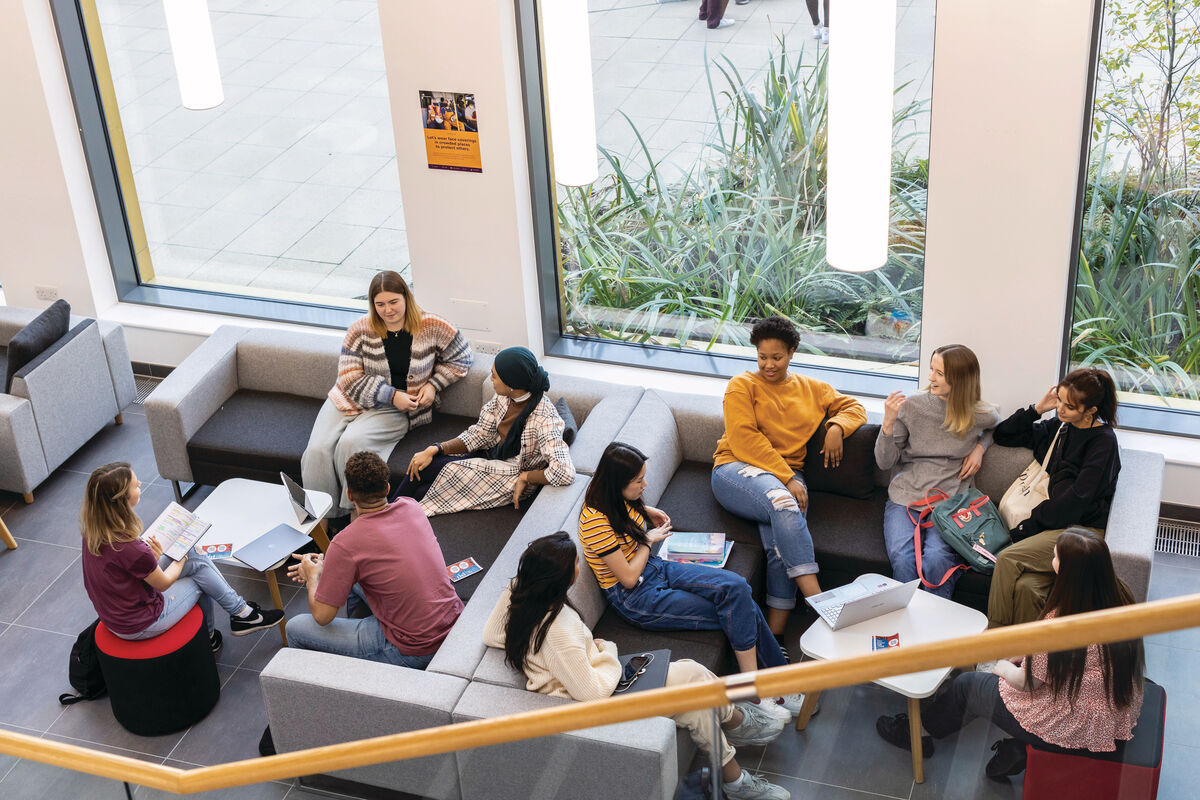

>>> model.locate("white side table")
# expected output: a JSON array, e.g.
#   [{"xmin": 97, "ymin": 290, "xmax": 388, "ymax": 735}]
[
  {"xmin": 796, "ymin": 589, "xmax": 988, "ymax": 783},
  {"xmin": 193, "ymin": 478, "xmax": 333, "ymax": 645}
]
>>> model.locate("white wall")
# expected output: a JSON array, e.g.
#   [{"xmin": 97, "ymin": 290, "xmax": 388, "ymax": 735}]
[{"xmin": 2, "ymin": 0, "xmax": 1197, "ymax": 507}]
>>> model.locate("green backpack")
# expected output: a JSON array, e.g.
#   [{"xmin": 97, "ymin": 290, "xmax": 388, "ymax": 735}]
[{"xmin": 907, "ymin": 489, "xmax": 1012, "ymax": 588}]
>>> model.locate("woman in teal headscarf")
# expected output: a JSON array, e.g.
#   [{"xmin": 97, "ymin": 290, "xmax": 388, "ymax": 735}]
[{"xmin": 401, "ymin": 347, "xmax": 576, "ymax": 516}]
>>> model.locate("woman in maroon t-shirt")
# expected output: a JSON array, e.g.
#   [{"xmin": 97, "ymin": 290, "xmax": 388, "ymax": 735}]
[{"xmin": 80, "ymin": 462, "xmax": 285, "ymax": 652}]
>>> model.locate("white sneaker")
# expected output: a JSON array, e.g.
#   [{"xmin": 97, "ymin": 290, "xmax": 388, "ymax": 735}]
[
  {"xmin": 727, "ymin": 701, "xmax": 786, "ymax": 747},
  {"xmin": 716, "ymin": 17, "xmax": 736, "ymax": 28},
  {"xmin": 753, "ymin": 698, "xmax": 791, "ymax": 722},
  {"xmin": 811, "ymin": 25, "xmax": 822, "ymax": 39},
  {"xmin": 820, "ymin": 26, "xmax": 829, "ymax": 43},
  {"xmin": 725, "ymin": 771, "xmax": 791, "ymax": 800},
  {"xmin": 764, "ymin": 693, "xmax": 821, "ymax": 720}
]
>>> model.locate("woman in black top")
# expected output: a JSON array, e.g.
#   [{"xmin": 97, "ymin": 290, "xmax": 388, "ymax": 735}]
[{"xmin": 987, "ymin": 368, "xmax": 1122, "ymax": 627}]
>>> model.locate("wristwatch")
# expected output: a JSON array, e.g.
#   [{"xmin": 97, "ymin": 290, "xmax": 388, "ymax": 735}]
[{"xmin": 434, "ymin": 442, "xmax": 445, "ymax": 456}]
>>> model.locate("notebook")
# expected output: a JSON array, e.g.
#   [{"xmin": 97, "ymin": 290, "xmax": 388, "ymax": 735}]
[
  {"xmin": 233, "ymin": 524, "xmax": 313, "ymax": 572},
  {"xmin": 613, "ymin": 648, "xmax": 671, "ymax": 694},
  {"xmin": 142, "ymin": 502, "xmax": 211, "ymax": 561}
]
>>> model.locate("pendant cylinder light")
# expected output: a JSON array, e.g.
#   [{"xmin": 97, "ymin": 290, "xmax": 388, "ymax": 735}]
[
  {"xmin": 541, "ymin": 0, "xmax": 599, "ymax": 187},
  {"xmin": 162, "ymin": 0, "xmax": 224, "ymax": 111},
  {"xmin": 825, "ymin": 0, "xmax": 897, "ymax": 272}
]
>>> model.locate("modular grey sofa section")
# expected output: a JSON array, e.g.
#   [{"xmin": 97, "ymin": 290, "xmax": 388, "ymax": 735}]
[{"xmin": 0, "ymin": 306, "xmax": 135, "ymax": 499}]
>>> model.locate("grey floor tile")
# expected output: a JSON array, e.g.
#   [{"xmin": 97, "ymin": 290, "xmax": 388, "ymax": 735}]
[
  {"xmin": 0, "ymin": 539, "xmax": 78, "ymax": 623},
  {"xmin": 210, "ymin": 571, "xmax": 298, "ymax": 670},
  {"xmin": 0, "ymin": 470, "xmax": 92, "ymax": 547},
  {"xmin": 755, "ymin": 773, "xmax": 909, "ymax": 799},
  {"xmin": 14, "ymin": 554, "xmax": 96, "ymax": 635},
  {"xmin": 907, "ymin": 719, "xmax": 1023, "ymax": 800},
  {"xmin": 756, "ymin": 684, "xmax": 916, "ymax": 797},
  {"xmin": 167, "ymin": 669, "xmax": 271, "ymax": 766},
  {"xmin": 1153, "ymin": 552, "xmax": 1200, "ymax": 572},
  {"xmin": 0, "ymin": 626, "xmax": 75, "ymax": 730},
  {"xmin": 136, "ymin": 766, "xmax": 294, "ymax": 800},
  {"xmin": 1159, "ymin": 742, "xmax": 1200, "ymax": 800},
  {"xmin": 42, "ymin": 731, "xmax": 170, "ymax": 763},
  {"xmin": 0, "ymin": 757, "xmax": 133, "ymax": 800},
  {"xmin": 1146, "ymin": 562, "xmax": 1200, "ymax": 602},
  {"xmin": 58, "ymin": 413, "xmax": 164, "ymax": 484}
]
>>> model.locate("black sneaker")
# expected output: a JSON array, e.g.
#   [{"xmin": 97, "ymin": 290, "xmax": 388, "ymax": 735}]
[
  {"xmin": 229, "ymin": 602, "xmax": 285, "ymax": 636},
  {"xmin": 209, "ymin": 629, "xmax": 223, "ymax": 655},
  {"xmin": 985, "ymin": 738, "xmax": 1026, "ymax": 780},
  {"xmin": 875, "ymin": 713, "xmax": 935, "ymax": 757}
]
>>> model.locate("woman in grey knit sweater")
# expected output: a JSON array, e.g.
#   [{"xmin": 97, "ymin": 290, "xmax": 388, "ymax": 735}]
[{"xmin": 874, "ymin": 345, "xmax": 1000, "ymax": 599}]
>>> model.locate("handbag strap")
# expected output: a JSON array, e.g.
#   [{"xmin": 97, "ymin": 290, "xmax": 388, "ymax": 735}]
[
  {"xmin": 912, "ymin": 514, "xmax": 970, "ymax": 588},
  {"xmin": 1039, "ymin": 423, "xmax": 1065, "ymax": 472}
]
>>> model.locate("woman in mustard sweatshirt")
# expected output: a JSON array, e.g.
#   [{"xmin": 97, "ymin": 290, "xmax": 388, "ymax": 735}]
[{"xmin": 711, "ymin": 316, "xmax": 867, "ymax": 637}]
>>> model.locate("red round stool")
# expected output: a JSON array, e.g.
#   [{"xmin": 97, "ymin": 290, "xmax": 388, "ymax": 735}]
[
  {"xmin": 95, "ymin": 604, "xmax": 220, "ymax": 736},
  {"xmin": 1022, "ymin": 682, "xmax": 1165, "ymax": 800}
]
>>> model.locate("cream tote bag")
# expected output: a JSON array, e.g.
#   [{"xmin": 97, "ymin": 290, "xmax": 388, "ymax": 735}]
[{"xmin": 998, "ymin": 423, "xmax": 1064, "ymax": 530}]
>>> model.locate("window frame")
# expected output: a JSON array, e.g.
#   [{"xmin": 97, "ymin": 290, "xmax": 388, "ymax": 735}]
[
  {"xmin": 512, "ymin": 0, "xmax": 920, "ymax": 397},
  {"xmin": 48, "ymin": 0, "xmax": 363, "ymax": 332},
  {"xmin": 1060, "ymin": 0, "xmax": 1200, "ymax": 438}
]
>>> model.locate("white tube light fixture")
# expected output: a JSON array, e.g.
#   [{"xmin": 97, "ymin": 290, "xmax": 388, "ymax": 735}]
[
  {"xmin": 541, "ymin": 0, "xmax": 599, "ymax": 187},
  {"xmin": 825, "ymin": 0, "xmax": 897, "ymax": 272},
  {"xmin": 162, "ymin": 0, "xmax": 224, "ymax": 111}
]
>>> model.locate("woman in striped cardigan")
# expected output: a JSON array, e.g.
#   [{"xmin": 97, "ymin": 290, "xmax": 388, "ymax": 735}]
[{"xmin": 301, "ymin": 271, "xmax": 472, "ymax": 516}]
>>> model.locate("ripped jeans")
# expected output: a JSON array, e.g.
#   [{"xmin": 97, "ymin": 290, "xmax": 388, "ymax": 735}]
[{"xmin": 711, "ymin": 461, "xmax": 818, "ymax": 610}]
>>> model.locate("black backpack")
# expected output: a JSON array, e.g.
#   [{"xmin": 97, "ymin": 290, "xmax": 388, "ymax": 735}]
[{"xmin": 59, "ymin": 619, "xmax": 106, "ymax": 705}]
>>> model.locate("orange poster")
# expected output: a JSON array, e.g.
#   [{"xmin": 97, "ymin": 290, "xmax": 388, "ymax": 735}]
[{"xmin": 420, "ymin": 90, "xmax": 481, "ymax": 173}]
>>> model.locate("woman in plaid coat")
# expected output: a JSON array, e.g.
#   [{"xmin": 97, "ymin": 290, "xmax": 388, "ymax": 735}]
[{"xmin": 401, "ymin": 347, "xmax": 575, "ymax": 516}]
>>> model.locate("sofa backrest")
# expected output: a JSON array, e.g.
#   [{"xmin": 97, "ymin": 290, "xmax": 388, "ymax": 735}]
[{"xmin": 236, "ymin": 328, "xmax": 340, "ymax": 399}]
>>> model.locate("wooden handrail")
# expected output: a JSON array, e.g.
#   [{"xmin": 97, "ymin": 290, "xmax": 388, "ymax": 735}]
[{"xmin": 3, "ymin": 592, "xmax": 1197, "ymax": 794}]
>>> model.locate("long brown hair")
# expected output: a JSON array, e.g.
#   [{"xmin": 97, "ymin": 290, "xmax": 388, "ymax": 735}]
[
  {"xmin": 81, "ymin": 462, "xmax": 143, "ymax": 556},
  {"xmin": 584, "ymin": 442, "xmax": 651, "ymax": 547},
  {"xmin": 1027, "ymin": 528, "xmax": 1144, "ymax": 709},
  {"xmin": 367, "ymin": 270, "xmax": 423, "ymax": 339},
  {"xmin": 931, "ymin": 344, "xmax": 988, "ymax": 437},
  {"xmin": 503, "ymin": 533, "xmax": 579, "ymax": 674}
]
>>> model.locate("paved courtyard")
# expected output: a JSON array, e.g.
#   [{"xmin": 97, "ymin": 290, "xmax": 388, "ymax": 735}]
[{"xmin": 94, "ymin": 0, "xmax": 933, "ymax": 305}]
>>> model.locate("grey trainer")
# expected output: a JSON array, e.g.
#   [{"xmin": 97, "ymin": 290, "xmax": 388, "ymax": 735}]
[
  {"xmin": 725, "ymin": 771, "xmax": 791, "ymax": 800},
  {"xmin": 726, "ymin": 701, "xmax": 786, "ymax": 747}
]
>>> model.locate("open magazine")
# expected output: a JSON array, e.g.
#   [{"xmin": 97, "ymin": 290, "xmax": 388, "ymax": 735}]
[{"xmin": 141, "ymin": 502, "xmax": 210, "ymax": 561}]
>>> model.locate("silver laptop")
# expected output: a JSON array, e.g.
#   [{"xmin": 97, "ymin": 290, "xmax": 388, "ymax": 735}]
[
  {"xmin": 233, "ymin": 523, "xmax": 313, "ymax": 572},
  {"xmin": 806, "ymin": 574, "xmax": 920, "ymax": 631},
  {"xmin": 280, "ymin": 472, "xmax": 318, "ymax": 525}
]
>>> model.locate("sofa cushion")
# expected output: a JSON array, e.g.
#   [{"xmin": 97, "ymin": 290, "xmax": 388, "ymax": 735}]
[
  {"xmin": 555, "ymin": 397, "xmax": 578, "ymax": 444},
  {"xmin": 802, "ymin": 421, "xmax": 881, "ymax": 500},
  {"xmin": 429, "ymin": 505, "xmax": 526, "ymax": 602},
  {"xmin": 387, "ymin": 413, "xmax": 481, "ymax": 477},
  {"xmin": 4, "ymin": 299, "xmax": 69, "ymax": 393},
  {"xmin": 592, "ymin": 611, "xmax": 728, "ymax": 674},
  {"xmin": 188, "ymin": 390, "xmax": 324, "ymax": 479}
]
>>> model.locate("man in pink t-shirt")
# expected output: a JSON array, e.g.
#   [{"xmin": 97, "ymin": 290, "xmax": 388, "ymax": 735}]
[{"xmin": 287, "ymin": 451, "xmax": 463, "ymax": 667}]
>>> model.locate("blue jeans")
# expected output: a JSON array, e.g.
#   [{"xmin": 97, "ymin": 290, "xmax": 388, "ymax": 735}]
[
  {"xmin": 883, "ymin": 500, "xmax": 964, "ymax": 599},
  {"xmin": 603, "ymin": 556, "xmax": 786, "ymax": 668},
  {"xmin": 711, "ymin": 462, "xmax": 818, "ymax": 610},
  {"xmin": 117, "ymin": 553, "xmax": 245, "ymax": 640},
  {"xmin": 287, "ymin": 585, "xmax": 434, "ymax": 669}
]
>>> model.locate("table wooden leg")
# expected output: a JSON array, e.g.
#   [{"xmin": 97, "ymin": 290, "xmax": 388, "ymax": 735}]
[
  {"xmin": 908, "ymin": 696, "xmax": 925, "ymax": 784},
  {"xmin": 266, "ymin": 568, "xmax": 288, "ymax": 646},
  {"xmin": 311, "ymin": 521, "xmax": 331, "ymax": 554},
  {"xmin": 794, "ymin": 690, "xmax": 823, "ymax": 731},
  {"xmin": 0, "ymin": 517, "xmax": 16, "ymax": 550}
]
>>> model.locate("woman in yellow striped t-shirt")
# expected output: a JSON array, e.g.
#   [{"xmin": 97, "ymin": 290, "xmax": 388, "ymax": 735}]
[{"xmin": 579, "ymin": 443, "xmax": 790, "ymax": 682}]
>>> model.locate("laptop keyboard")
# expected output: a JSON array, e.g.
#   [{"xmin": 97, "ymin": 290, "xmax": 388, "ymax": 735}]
[{"xmin": 823, "ymin": 603, "xmax": 845, "ymax": 626}]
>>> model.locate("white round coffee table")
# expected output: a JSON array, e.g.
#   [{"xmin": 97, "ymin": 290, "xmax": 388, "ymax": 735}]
[{"xmin": 795, "ymin": 588, "xmax": 987, "ymax": 783}]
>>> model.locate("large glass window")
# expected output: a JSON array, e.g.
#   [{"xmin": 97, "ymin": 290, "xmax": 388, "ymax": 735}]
[
  {"xmin": 64, "ymin": 0, "xmax": 409, "ymax": 315},
  {"xmin": 526, "ymin": 0, "xmax": 936, "ymax": 385},
  {"xmin": 1069, "ymin": 0, "xmax": 1200, "ymax": 431}
]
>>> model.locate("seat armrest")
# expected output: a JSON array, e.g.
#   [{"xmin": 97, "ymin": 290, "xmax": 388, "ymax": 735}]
[
  {"xmin": 144, "ymin": 326, "xmax": 246, "ymax": 483},
  {"xmin": 452, "ymin": 681, "xmax": 678, "ymax": 800},
  {"xmin": 0, "ymin": 394, "xmax": 49, "ymax": 495},
  {"xmin": 260, "ymin": 648, "xmax": 466, "ymax": 800},
  {"xmin": 96, "ymin": 321, "xmax": 137, "ymax": 409},
  {"xmin": 1105, "ymin": 448, "xmax": 1165, "ymax": 603},
  {"xmin": 436, "ymin": 354, "xmax": 493, "ymax": 419}
]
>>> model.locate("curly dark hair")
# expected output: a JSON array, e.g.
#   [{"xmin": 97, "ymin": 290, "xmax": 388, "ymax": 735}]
[
  {"xmin": 749, "ymin": 315, "xmax": 800, "ymax": 351},
  {"xmin": 344, "ymin": 451, "xmax": 390, "ymax": 502}
]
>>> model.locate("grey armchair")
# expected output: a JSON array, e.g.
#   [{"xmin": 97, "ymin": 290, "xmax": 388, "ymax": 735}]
[{"xmin": 0, "ymin": 305, "xmax": 136, "ymax": 502}]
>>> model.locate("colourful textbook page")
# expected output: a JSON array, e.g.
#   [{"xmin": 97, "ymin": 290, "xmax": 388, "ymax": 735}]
[
  {"xmin": 664, "ymin": 532, "xmax": 725, "ymax": 556},
  {"xmin": 141, "ymin": 502, "xmax": 209, "ymax": 560}
]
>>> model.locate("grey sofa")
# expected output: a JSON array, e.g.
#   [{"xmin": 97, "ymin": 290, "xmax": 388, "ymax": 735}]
[
  {"xmin": 259, "ymin": 383, "xmax": 1164, "ymax": 800},
  {"xmin": 0, "ymin": 305, "xmax": 136, "ymax": 502}
]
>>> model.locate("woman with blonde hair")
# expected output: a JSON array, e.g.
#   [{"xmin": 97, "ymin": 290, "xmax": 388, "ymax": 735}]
[
  {"xmin": 302, "ymin": 270, "xmax": 472, "ymax": 517},
  {"xmin": 875, "ymin": 344, "xmax": 1000, "ymax": 598},
  {"xmin": 80, "ymin": 462, "xmax": 283, "ymax": 652}
]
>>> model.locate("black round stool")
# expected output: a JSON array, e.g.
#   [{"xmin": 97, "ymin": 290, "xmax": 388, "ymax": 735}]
[{"xmin": 95, "ymin": 604, "xmax": 220, "ymax": 736}]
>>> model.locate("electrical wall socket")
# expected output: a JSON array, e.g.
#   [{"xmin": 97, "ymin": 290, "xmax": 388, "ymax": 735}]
[
  {"xmin": 35, "ymin": 285, "xmax": 59, "ymax": 301},
  {"xmin": 471, "ymin": 339, "xmax": 503, "ymax": 355}
]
